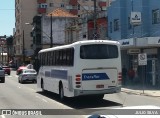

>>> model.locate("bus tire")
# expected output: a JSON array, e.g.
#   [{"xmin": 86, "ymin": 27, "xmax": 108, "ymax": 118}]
[
  {"xmin": 1, "ymin": 77, "xmax": 5, "ymax": 83},
  {"xmin": 41, "ymin": 79, "xmax": 45, "ymax": 92},
  {"xmin": 59, "ymin": 84, "xmax": 64, "ymax": 101}
]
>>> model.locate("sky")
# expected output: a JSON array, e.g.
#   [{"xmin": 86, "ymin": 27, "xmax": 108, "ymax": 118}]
[{"xmin": 0, "ymin": 0, "xmax": 15, "ymax": 37}]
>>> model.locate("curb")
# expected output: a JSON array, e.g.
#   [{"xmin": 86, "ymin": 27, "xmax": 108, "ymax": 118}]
[{"xmin": 121, "ymin": 89, "xmax": 160, "ymax": 97}]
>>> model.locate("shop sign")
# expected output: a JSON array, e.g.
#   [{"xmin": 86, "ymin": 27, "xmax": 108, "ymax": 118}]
[
  {"xmin": 128, "ymin": 49, "xmax": 140, "ymax": 54},
  {"xmin": 147, "ymin": 37, "xmax": 160, "ymax": 45},
  {"xmin": 130, "ymin": 12, "xmax": 141, "ymax": 25},
  {"xmin": 119, "ymin": 38, "xmax": 134, "ymax": 47}
]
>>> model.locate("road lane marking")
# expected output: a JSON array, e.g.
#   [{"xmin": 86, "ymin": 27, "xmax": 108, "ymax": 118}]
[
  {"xmin": 35, "ymin": 95, "xmax": 41, "ymax": 99},
  {"xmin": 1, "ymin": 115, "xmax": 6, "ymax": 118},
  {"xmin": 42, "ymin": 99, "xmax": 48, "ymax": 103},
  {"xmin": 17, "ymin": 86, "xmax": 21, "ymax": 88},
  {"xmin": 36, "ymin": 95, "xmax": 48, "ymax": 103}
]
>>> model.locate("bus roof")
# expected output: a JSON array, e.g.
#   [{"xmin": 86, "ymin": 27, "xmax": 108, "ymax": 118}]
[{"xmin": 39, "ymin": 40, "xmax": 120, "ymax": 53}]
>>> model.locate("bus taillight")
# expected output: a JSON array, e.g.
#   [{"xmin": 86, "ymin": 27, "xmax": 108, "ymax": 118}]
[
  {"xmin": 118, "ymin": 72, "xmax": 122, "ymax": 85},
  {"xmin": 75, "ymin": 74, "xmax": 81, "ymax": 88}
]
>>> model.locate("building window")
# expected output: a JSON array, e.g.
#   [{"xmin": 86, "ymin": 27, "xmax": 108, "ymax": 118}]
[
  {"xmin": 61, "ymin": 3, "xmax": 65, "ymax": 8},
  {"xmin": 110, "ymin": 22, "xmax": 112, "ymax": 33},
  {"xmin": 49, "ymin": 3, "xmax": 54, "ymax": 7},
  {"xmin": 152, "ymin": 9, "xmax": 160, "ymax": 24},
  {"xmin": 78, "ymin": 4, "xmax": 80, "ymax": 10},
  {"xmin": 38, "ymin": 3, "xmax": 47, "ymax": 8},
  {"xmin": 114, "ymin": 19, "xmax": 119, "ymax": 31},
  {"xmin": 128, "ymin": 17, "xmax": 132, "ymax": 29}
]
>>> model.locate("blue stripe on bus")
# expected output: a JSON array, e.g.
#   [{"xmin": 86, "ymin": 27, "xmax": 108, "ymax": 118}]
[
  {"xmin": 51, "ymin": 70, "xmax": 68, "ymax": 80},
  {"xmin": 45, "ymin": 71, "xmax": 51, "ymax": 77},
  {"xmin": 82, "ymin": 73, "xmax": 110, "ymax": 81}
]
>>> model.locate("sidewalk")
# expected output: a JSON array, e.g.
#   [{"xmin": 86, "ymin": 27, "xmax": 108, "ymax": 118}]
[{"xmin": 121, "ymin": 84, "xmax": 160, "ymax": 97}]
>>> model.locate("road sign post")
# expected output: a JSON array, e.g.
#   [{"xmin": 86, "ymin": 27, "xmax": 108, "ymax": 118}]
[{"xmin": 138, "ymin": 53, "xmax": 147, "ymax": 94}]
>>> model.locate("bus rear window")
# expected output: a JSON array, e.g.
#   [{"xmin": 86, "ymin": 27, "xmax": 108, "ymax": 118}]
[{"xmin": 80, "ymin": 44, "xmax": 118, "ymax": 59}]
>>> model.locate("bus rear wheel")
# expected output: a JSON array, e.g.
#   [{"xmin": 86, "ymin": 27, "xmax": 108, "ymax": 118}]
[
  {"xmin": 41, "ymin": 80, "xmax": 45, "ymax": 92},
  {"xmin": 59, "ymin": 84, "xmax": 64, "ymax": 101}
]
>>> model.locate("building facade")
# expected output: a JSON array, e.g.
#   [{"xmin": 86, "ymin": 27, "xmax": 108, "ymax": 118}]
[
  {"xmin": 15, "ymin": 0, "xmax": 37, "ymax": 67},
  {"xmin": 14, "ymin": 0, "xmax": 116, "ymax": 69},
  {"xmin": 108, "ymin": 0, "xmax": 160, "ymax": 86},
  {"xmin": 0, "ymin": 38, "xmax": 8, "ymax": 64}
]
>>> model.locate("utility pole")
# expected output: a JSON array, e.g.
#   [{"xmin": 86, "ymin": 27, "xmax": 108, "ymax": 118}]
[
  {"xmin": 22, "ymin": 30, "xmax": 25, "ymax": 64},
  {"xmin": 50, "ymin": 14, "xmax": 53, "ymax": 47},
  {"xmin": 93, "ymin": 0, "xmax": 97, "ymax": 40},
  {"xmin": 2, "ymin": 42, "xmax": 3, "ymax": 64},
  {"xmin": 131, "ymin": 0, "xmax": 134, "ymax": 36}
]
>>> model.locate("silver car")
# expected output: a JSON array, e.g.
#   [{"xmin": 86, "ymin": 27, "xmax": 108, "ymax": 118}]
[{"xmin": 18, "ymin": 69, "xmax": 37, "ymax": 83}]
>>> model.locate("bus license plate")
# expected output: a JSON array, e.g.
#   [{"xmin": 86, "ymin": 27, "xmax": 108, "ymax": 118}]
[{"xmin": 96, "ymin": 85, "xmax": 104, "ymax": 88}]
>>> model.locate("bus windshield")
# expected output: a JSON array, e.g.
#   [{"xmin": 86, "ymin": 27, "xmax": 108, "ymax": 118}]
[{"xmin": 80, "ymin": 44, "xmax": 118, "ymax": 59}]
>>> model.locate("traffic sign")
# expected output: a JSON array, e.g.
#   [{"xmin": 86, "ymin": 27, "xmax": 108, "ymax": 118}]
[{"xmin": 138, "ymin": 53, "xmax": 147, "ymax": 66}]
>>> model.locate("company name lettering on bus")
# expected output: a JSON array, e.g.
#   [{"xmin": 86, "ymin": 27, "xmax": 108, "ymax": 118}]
[
  {"xmin": 84, "ymin": 75, "xmax": 100, "ymax": 79},
  {"xmin": 82, "ymin": 73, "xmax": 109, "ymax": 80},
  {"xmin": 122, "ymin": 41, "xmax": 129, "ymax": 45}
]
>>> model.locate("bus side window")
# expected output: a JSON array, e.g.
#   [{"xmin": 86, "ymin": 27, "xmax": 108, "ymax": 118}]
[{"xmin": 70, "ymin": 48, "xmax": 74, "ymax": 66}]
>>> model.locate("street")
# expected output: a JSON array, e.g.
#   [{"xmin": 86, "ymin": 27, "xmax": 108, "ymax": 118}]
[{"xmin": 0, "ymin": 70, "xmax": 160, "ymax": 118}]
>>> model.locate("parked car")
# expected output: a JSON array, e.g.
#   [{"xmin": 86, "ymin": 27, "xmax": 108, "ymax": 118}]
[
  {"xmin": 18, "ymin": 69, "xmax": 37, "ymax": 83},
  {"xmin": 16, "ymin": 66, "xmax": 27, "ymax": 75},
  {"xmin": 16, "ymin": 64, "xmax": 34, "ymax": 75},
  {"xmin": 0, "ymin": 66, "xmax": 5, "ymax": 83},
  {"xmin": 2, "ymin": 65, "xmax": 11, "ymax": 75}
]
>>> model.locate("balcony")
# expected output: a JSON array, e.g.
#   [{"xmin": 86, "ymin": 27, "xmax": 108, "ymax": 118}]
[
  {"xmin": 37, "ymin": 0, "xmax": 46, "ymax": 4},
  {"xmin": 99, "ymin": 2, "xmax": 107, "ymax": 7},
  {"xmin": 38, "ymin": 8, "xmax": 46, "ymax": 14},
  {"xmin": 69, "ymin": 0, "xmax": 78, "ymax": 6},
  {"xmin": 70, "ymin": 9, "xmax": 78, "ymax": 15}
]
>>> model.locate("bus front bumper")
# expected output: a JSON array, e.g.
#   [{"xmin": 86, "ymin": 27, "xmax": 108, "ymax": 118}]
[{"xmin": 74, "ymin": 86, "xmax": 121, "ymax": 96}]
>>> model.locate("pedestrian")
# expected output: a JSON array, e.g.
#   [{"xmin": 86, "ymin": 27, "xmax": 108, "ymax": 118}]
[
  {"xmin": 128, "ymin": 67, "xmax": 135, "ymax": 84},
  {"xmin": 122, "ymin": 65, "xmax": 127, "ymax": 85}
]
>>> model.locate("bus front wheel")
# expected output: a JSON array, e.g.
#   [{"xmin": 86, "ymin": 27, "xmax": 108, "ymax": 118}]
[
  {"xmin": 59, "ymin": 84, "xmax": 64, "ymax": 101},
  {"xmin": 41, "ymin": 80, "xmax": 45, "ymax": 92}
]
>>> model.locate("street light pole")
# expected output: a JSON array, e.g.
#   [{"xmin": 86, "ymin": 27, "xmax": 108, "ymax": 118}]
[
  {"xmin": 2, "ymin": 42, "xmax": 3, "ymax": 64},
  {"xmin": 50, "ymin": 14, "xmax": 53, "ymax": 47},
  {"xmin": 93, "ymin": 0, "xmax": 97, "ymax": 40},
  {"xmin": 22, "ymin": 30, "xmax": 25, "ymax": 64}
]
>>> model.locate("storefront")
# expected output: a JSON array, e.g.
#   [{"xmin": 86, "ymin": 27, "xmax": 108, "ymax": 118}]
[{"xmin": 119, "ymin": 37, "xmax": 160, "ymax": 86}]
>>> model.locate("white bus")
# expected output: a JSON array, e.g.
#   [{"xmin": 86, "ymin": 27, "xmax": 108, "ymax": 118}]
[{"xmin": 37, "ymin": 40, "xmax": 122, "ymax": 100}]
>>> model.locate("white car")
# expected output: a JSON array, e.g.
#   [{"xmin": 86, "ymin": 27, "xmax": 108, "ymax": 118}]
[
  {"xmin": 26, "ymin": 64, "xmax": 33, "ymax": 69},
  {"xmin": 18, "ymin": 69, "xmax": 37, "ymax": 83}
]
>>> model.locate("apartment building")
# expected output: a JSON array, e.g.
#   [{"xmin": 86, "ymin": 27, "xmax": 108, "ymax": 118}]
[
  {"xmin": 15, "ymin": 0, "xmax": 37, "ymax": 66},
  {"xmin": 14, "ymin": 0, "xmax": 114, "ymax": 66},
  {"xmin": 0, "ymin": 38, "xmax": 8, "ymax": 64}
]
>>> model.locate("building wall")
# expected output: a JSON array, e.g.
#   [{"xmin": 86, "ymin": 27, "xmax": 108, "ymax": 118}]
[
  {"xmin": 42, "ymin": 16, "xmax": 71, "ymax": 45},
  {"xmin": 15, "ymin": 0, "xmax": 37, "ymax": 57},
  {"xmin": 149, "ymin": 0, "xmax": 160, "ymax": 36},
  {"xmin": 45, "ymin": 0, "xmax": 111, "ymax": 15},
  {"xmin": 108, "ymin": 0, "xmax": 121, "ymax": 40},
  {"xmin": 108, "ymin": 0, "xmax": 160, "ymax": 40},
  {"xmin": 108, "ymin": 0, "xmax": 160, "ymax": 86}
]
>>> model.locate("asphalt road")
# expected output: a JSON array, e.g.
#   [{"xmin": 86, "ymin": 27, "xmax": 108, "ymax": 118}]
[{"xmin": 0, "ymin": 70, "xmax": 160, "ymax": 118}]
